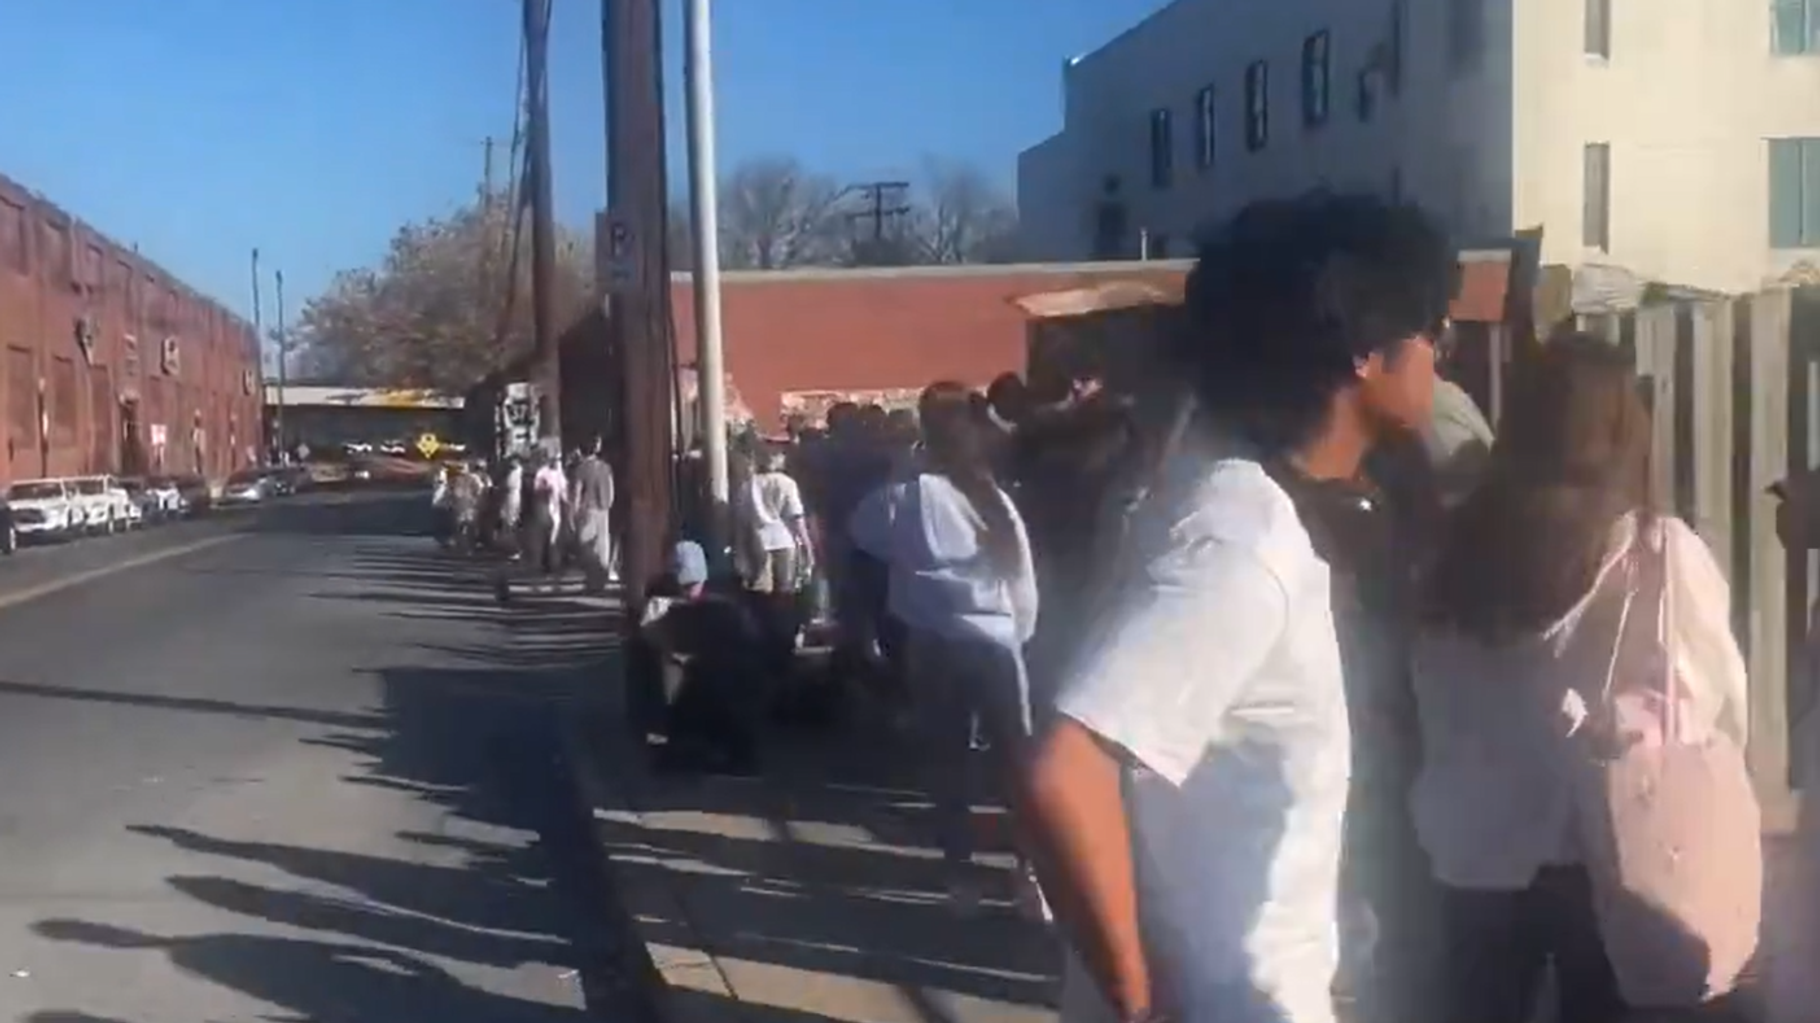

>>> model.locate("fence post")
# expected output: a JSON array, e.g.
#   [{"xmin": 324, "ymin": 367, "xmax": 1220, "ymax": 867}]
[
  {"xmin": 1634, "ymin": 304, "xmax": 1678, "ymax": 509},
  {"xmin": 1745, "ymin": 288, "xmax": 1796, "ymax": 829},
  {"xmin": 1689, "ymin": 299, "xmax": 1736, "ymax": 578}
]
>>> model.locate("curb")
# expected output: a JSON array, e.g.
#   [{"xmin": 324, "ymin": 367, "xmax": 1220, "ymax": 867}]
[{"xmin": 558, "ymin": 691, "xmax": 745, "ymax": 1023}]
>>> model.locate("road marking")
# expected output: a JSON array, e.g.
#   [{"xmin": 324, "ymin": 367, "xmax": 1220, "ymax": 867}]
[{"xmin": 0, "ymin": 533, "xmax": 244, "ymax": 611}]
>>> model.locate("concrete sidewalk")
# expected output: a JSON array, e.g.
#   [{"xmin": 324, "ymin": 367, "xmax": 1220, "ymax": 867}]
[{"xmin": 562, "ymin": 656, "xmax": 1061, "ymax": 1023}]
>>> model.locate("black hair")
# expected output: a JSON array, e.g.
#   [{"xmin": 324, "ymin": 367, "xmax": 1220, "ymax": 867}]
[{"xmin": 1173, "ymin": 191, "xmax": 1457, "ymax": 453}]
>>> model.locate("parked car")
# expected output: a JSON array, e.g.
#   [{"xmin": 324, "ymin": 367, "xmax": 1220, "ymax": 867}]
[
  {"xmin": 173, "ymin": 475, "xmax": 212, "ymax": 516},
  {"xmin": 102, "ymin": 476, "xmax": 141, "ymax": 529},
  {"xmin": 69, "ymin": 477, "xmax": 118, "ymax": 535},
  {"xmin": 5, "ymin": 479, "xmax": 77, "ymax": 545},
  {"xmin": 217, "ymin": 470, "xmax": 270, "ymax": 507},
  {"xmin": 137, "ymin": 476, "xmax": 186, "ymax": 521}
]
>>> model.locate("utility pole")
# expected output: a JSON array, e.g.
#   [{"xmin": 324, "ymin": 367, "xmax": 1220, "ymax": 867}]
[
  {"xmin": 524, "ymin": 0, "xmax": 561, "ymax": 444},
  {"xmin": 274, "ymin": 269, "xmax": 288, "ymax": 458},
  {"xmin": 482, "ymin": 135, "xmax": 496, "ymax": 205},
  {"xmin": 843, "ymin": 180, "xmax": 911, "ymax": 265},
  {"xmin": 684, "ymin": 0, "xmax": 729, "ymax": 530},
  {"xmin": 250, "ymin": 248, "xmax": 267, "ymax": 462},
  {"xmin": 604, "ymin": 0, "xmax": 678, "ymax": 609}
]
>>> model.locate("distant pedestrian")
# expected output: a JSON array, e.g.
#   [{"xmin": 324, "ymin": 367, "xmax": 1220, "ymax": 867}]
[
  {"xmin": 736, "ymin": 446, "xmax": 814, "ymax": 674},
  {"xmin": 570, "ymin": 437, "xmax": 617, "ymax": 592}
]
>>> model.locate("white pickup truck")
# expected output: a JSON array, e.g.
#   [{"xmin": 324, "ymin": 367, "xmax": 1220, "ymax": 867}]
[{"xmin": 5, "ymin": 478, "xmax": 78, "ymax": 545}]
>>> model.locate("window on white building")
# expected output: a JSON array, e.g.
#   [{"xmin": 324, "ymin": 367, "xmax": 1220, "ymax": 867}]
[
  {"xmin": 1774, "ymin": 0, "xmax": 1817, "ymax": 54},
  {"xmin": 1245, "ymin": 61, "xmax": 1269, "ymax": 152},
  {"xmin": 1448, "ymin": 0, "xmax": 1485, "ymax": 72},
  {"xmin": 1149, "ymin": 108, "xmax": 1174, "ymax": 189},
  {"xmin": 1302, "ymin": 31, "xmax": 1330, "ymax": 129},
  {"xmin": 1583, "ymin": 143, "xmax": 1611, "ymax": 251},
  {"xmin": 1769, "ymin": 138, "xmax": 1820, "ymax": 248},
  {"xmin": 1585, "ymin": 0, "xmax": 1611, "ymax": 58},
  {"xmin": 1356, "ymin": 71, "xmax": 1378, "ymax": 122},
  {"xmin": 1195, "ymin": 86, "xmax": 1217, "ymax": 170}
]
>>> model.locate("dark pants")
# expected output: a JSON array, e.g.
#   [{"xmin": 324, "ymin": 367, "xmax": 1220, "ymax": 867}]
[
  {"xmin": 1442, "ymin": 867, "xmax": 1625, "ymax": 1023},
  {"xmin": 907, "ymin": 630, "xmax": 1030, "ymax": 867}
]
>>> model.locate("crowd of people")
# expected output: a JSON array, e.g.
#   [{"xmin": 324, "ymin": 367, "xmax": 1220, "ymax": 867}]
[
  {"xmin": 628, "ymin": 190, "xmax": 1819, "ymax": 1023},
  {"xmin": 428, "ymin": 437, "xmax": 620, "ymax": 597}
]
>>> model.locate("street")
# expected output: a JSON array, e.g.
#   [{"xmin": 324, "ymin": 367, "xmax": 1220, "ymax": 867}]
[{"xmin": 0, "ymin": 492, "xmax": 628, "ymax": 1022}]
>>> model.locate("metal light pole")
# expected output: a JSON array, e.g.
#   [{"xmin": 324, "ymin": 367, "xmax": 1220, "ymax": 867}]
[
  {"xmin": 524, "ymin": 0, "xmax": 561, "ymax": 444},
  {"xmin": 684, "ymin": 0, "xmax": 729, "ymax": 515},
  {"xmin": 251, "ymin": 248, "xmax": 267, "ymax": 461},
  {"xmin": 274, "ymin": 269, "xmax": 288, "ymax": 458}
]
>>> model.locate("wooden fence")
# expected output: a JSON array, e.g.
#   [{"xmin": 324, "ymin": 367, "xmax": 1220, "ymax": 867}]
[{"xmin": 1556, "ymin": 286, "xmax": 1820, "ymax": 829}]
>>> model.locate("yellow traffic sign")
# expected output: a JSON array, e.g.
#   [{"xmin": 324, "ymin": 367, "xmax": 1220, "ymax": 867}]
[{"xmin": 415, "ymin": 434, "xmax": 441, "ymax": 458}]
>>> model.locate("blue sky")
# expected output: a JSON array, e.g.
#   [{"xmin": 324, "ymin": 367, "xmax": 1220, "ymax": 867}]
[{"xmin": 0, "ymin": 0, "xmax": 1170, "ymax": 329}]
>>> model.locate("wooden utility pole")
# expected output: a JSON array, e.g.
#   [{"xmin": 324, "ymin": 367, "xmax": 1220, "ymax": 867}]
[
  {"xmin": 603, "ymin": 0, "xmax": 677, "ymax": 608},
  {"xmin": 524, "ymin": 0, "xmax": 561, "ymax": 443}
]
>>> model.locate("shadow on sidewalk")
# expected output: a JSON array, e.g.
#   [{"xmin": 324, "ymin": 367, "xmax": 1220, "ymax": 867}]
[
  {"xmin": 578, "ymin": 655, "xmax": 1063, "ymax": 1021},
  {"xmin": 27, "ymin": 531, "xmax": 642, "ymax": 1022}
]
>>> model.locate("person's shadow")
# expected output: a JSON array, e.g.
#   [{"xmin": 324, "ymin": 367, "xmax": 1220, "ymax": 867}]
[{"xmin": 33, "ymin": 919, "xmax": 591, "ymax": 1023}]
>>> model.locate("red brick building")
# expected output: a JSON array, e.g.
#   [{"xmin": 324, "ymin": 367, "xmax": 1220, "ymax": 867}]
[
  {"xmin": 0, "ymin": 174, "xmax": 262, "ymax": 485},
  {"xmin": 670, "ymin": 262, "xmax": 1192, "ymax": 428}
]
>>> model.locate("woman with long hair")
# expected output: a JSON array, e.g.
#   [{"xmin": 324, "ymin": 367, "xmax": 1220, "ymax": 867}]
[
  {"xmin": 848, "ymin": 379, "xmax": 1040, "ymax": 914},
  {"xmin": 1413, "ymin": 333, "xmax": 1756, "ymax": 1022}
]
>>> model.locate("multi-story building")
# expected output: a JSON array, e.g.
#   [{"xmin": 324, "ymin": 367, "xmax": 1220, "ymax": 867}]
[
  {"xmin": 0, "ymin": 173, "xmax": 262, "ymax": 484},
  {"xmin": 1018, "ymin": 0, "xmax": 1820, "ymax": 294}
]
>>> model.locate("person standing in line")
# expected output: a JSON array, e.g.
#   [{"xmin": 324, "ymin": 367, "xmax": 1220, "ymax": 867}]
[
  {"xmin": 848, "ymin": 381, "xmax": 1042, "ymax": 917},
  {"xmin": 737, "ymin": 446, "xmax": 814, "ymax": 669},
  {"xmin": 570, "ymin": 436, "xmax": 617, "ymax": 592},
  {"xmin": 1018, "ymin": 192, "xmax": 1453, "ymax": 1023},
  {"xmin": 523, "ymin": 443, "xmax": 568, "ymax": 579},
  {"xmin": 498, "ymin": 455, "xmax": 525, "ymax": 557},
  {"xmin": 1414, "ymin": 336, "xmax": 1758, "ymax": 1022}
]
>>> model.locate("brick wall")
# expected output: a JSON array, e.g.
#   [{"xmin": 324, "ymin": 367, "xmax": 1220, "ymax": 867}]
[{"xmin": 0, "ymin": 174, "xmax": 262, "ymax": 485}]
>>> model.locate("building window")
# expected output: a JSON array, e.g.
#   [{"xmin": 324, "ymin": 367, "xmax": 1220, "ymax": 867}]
[
  {"xmin": 40, "ymin": 217, "xmax": 70, "ymax": 289},
  {"xmin": 1449, "ymin": 0, "xmax": 1485, "ymax": 72},
  {"xmin": 1149, "ymin": 108, "xmax": 1174, "ymax": 189},
  {"xmin": 1583, "ymin": 142, "xmax": 1611, "ymax": 251},
  {"xmin": 1302, "ymin": 31, "xmax": 1331, "ymax": 128},
  {"xmin": 1094, "ymin": 200, "xmax": 1128, "ymax": 260},
  {"xmin": 1775, "ymin": 0, "xmax": 1817, "ymax": 54},
  {"xmin": 1769, "ymin": 138, "xmax": 1820, "ymax": 248},
  {"xmin": 0, "ymin": 199, "xmax": 26, "ymax": 274},
  {"xmin": 1245, "ymin": 61, "xmax": 1269, "ymax": 152},
  {"xmin": 1356, "ymin": 71, "xmax": 1379, "ymax": 122},
  {"xmin": 1143, "ymin": 231, "xmax": 1170, "ymax": 259},
  {"xmin": 1194, "ymin": 86, "xmax": 1217, "ymax": 169},
  {"xmin": 1586, "ymin": 0, "xmax": 1612, "ymax": 57},
  {"xmin": 1388, "ymin": 0, "xmax": 1407, "ymax": 95}
]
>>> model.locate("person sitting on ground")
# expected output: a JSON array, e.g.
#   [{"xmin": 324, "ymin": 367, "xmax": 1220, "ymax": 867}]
[{"xmin": 628, "ymin": 541, "xmax": 769, "ymax": 776}]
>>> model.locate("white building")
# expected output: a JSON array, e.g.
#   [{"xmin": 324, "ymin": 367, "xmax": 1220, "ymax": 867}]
[{"xmin": 1017, "ymin": 0, "xmax": 1820, "ymax": 293}]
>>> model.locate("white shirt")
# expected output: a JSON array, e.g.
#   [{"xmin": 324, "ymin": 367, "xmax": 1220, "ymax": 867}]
[
  {"xmin": 1409, "ymin": 514, "xmax": 1750, "ymax": 890},
  {"xmin": 847, "ymin": 473, "xmax": 1038, "ymax": 648},
  {"xmin": 533, "ymin": 464, "xmax": 567, "ymax": 523},
  {"xmin": 744, "ymin": 470, "xmax": 805, "ymax": 552},
  {"xmin": 1056, "ymin": 454, "xmax": 1348, "ymax": 1023}
]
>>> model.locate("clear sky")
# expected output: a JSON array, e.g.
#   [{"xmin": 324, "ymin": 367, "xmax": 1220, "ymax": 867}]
[{"xmin": 0, "ymin": 0, "xmax": 1171, "ymax": 328}]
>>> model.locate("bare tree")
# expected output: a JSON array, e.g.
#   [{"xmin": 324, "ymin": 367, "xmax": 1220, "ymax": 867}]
[
  {"xmin": 907, "ymin": 159, "xmax": 1021, "ymax": 265},
  {"xmin": 717, "ymin": 157, "xmax": 843, "ymax": 270},
  {"xmin": 292, "ymin": 192, "xmax": 593, "ymax": 393}
]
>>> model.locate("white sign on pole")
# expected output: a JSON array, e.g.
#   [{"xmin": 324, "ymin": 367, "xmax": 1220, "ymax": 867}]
[{"xmin": 596, "ymin": 210, "xmax": 639, "ymax": 293}]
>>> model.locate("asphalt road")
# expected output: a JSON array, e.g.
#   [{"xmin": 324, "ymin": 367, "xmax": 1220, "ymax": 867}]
[{"xmin": 0, "ymin": 492, "xmax": 628, "ymax": 1022}]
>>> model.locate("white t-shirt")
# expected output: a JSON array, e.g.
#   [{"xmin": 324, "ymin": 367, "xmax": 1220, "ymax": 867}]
[
  {"xmin": 745, "ymin": 470, "xmax": 805, "ymax": 552},
  {"xmin": 1056, "ymin": 454, "xmax": 1349, "ymax": 1023}
]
